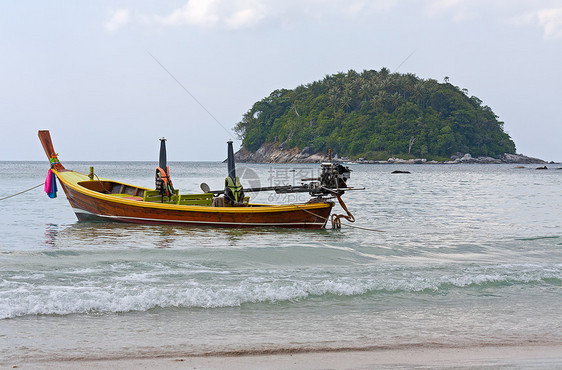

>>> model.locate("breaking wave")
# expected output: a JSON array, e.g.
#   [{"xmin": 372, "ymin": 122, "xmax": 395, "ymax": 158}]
[{"xmin": 1, "ymin": 263, "xmax": 560, "ymax": 319}]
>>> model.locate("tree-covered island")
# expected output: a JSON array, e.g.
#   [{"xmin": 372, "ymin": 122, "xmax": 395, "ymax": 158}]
[{"xmin": 234, "ymin": 68, "xmax": 520, "ymax": 163}]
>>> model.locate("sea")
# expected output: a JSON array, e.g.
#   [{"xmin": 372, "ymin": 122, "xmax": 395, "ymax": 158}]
[{"xmin": 0, "ymin": 161, "xmax": 561, "ymax": 364}]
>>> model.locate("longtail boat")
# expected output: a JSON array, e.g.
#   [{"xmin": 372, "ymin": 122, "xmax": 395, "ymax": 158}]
[{"xmin": 38, "ymin": 130, "xmax": 358, "ymax": 229}]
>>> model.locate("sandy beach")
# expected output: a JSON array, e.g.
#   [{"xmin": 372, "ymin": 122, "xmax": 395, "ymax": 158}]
[{"xmin": 9, "ymin": 344, "xmax": 562, "ymax": 369}]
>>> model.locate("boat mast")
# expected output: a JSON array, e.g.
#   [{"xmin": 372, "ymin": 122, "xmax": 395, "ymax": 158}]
[{"xmin": 227, "ymin": 140, "xmax": 236, "ymax": 181}]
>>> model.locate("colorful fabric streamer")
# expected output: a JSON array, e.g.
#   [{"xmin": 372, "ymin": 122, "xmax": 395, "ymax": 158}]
[{"xmin": 44, "ymin": 168, "xmax": 57, "ymax": 198}]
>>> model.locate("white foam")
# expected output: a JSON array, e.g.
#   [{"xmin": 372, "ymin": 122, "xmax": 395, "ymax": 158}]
[{"xmin": 1, "ymin": 264, "xmax": 560, "ymax": 319}]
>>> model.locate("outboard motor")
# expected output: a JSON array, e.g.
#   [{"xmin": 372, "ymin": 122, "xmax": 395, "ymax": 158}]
[{"xmin": 319, "ymin": 162, "xmax": 351, "ymax": 190}]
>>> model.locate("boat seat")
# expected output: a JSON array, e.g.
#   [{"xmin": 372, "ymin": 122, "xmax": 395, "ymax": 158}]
[
  {"xmin": 143, "ymin": 189, "xmax": 179, "ymax": 203},
  {"xmin": 177, "ymin": 193, "xmax": 213, "ymax": 206},
  {"xmin": 109, "ymin": 194, "xmax": 143, "ymax": 201}
]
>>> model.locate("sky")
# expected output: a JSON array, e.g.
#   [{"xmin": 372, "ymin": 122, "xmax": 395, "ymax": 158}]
[{"xmin": 1, "ymin": 0, "xmax": 561, "ymax": 162}]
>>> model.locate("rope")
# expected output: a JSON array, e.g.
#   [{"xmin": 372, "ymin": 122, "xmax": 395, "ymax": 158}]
[
  {"xmin": 330, "ymin": 195, "xmax": 355, "ymax": 229},
  {"xmin": 336, "ymin": 222, "xmax": 386, "ymax": 233},
  {"xmin": 311, "ymin": 188, "xmax": 386, "ymax": 232},
  {"xmin": 0, "ymin": 183, "xmax": 44, "ymax": 201},
  {"xmin": 94, "ymin": 174, "xmax": 112, "ymax": 194},
  {"xmin": 291, "ymin": 199, "xmax": 385, "ymax": 233}
]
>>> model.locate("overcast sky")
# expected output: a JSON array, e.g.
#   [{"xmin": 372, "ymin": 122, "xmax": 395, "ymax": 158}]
[{"xmin": 2, "ymin": 0, "xmax": 561, "ymax": 162}]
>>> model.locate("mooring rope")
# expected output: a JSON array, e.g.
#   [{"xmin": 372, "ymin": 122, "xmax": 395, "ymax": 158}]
[
  {"xmin": 291, "ymin": 200, "xmax": 385, "ymax": 233},
  {"xmin": 330, "ymin": 195, "xmax": 356, "ymax": 229},
  {"xmin": 94, "ymin": 174, "xmax": 112, "ymax": 193},
  {"xmin": 0, "ymin": 183, "xmax": 44, "ymax": 201}
]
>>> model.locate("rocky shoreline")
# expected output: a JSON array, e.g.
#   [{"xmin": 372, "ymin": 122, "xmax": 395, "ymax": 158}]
[{"xmin": 234, "ymin": 142, "xmax": 549, "ymax": 164}]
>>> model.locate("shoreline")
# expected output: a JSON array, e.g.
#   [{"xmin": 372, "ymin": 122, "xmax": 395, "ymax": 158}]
[
  {"xmin": 237, "ymin": 160, "xmax": 560, "ymax": 165},
  {"xmin": 235, "ymin": 144, "xmax": 552, "ymax": 164},
  {"xmin": 11, "ymin": 343, "xmax": 562, "ymax": 369},
  {"xmin": 235, "ymin": 156, "xmax": 556, "ymax": 165}
]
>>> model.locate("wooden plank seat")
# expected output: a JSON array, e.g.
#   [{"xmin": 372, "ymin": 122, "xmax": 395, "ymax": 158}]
[
  {"xmin": 142, "ymin": 190, "xmax": 213, "ymax": 206},
  {"xmin": 109, "ymin": 194, "xmax": 143, "ymax": 201},
  {"xmin": 142, "ymin": 189, "xmax": 179, "ymax": 203},
  {"xmin": 177, "ymin": 193, "xmax": 213, "ymax": 206}
]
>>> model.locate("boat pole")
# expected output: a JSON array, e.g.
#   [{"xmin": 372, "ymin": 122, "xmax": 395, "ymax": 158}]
[
  {"xmin": 159, "ymin": 137, "xmax": 167, "ymax": 170},
  {"xmin": 227, "ymin": 140, "xmax": 236, "ymax": 180}
]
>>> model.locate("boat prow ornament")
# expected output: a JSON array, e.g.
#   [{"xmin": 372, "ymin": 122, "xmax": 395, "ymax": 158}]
[{"xmin": 38, "ymin": 130, "xmax": 364, "ymax": 229}]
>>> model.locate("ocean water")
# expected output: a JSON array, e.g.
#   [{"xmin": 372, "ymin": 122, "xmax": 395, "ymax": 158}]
[{"xmin": 0, "ymin": 161, "xmax": 561, "ymax": 362}]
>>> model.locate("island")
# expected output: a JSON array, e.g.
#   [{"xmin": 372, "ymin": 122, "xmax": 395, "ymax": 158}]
[{"xmin": 234, "ymin": 69, "xmax": 545, "ymax": 164}]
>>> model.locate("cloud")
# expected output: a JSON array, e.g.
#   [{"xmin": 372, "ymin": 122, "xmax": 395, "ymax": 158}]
[
  {"xmin": 103, "ymin": 0, "xmax": 398, "ymax": 32},
  {"xmin": 156, "ymin": 0, "xmax": 220, "ymax": 27},
  {"xmin": 226, "ymin": 5, "xmax": 267, "ymax": 29},
  {"xmin": 508, "ymin": 6, "xmax": 562, "ymax": 40},
  {"xmin": 321, "ymin": 0, "xmax": 397, "ymax": 15},
  {"xmin": 295, "ymin": 0, "xmax": 396, "ymax": 18},
  {"xmin": 423, "ymin": 0, "xmax": 476, "ymax": 22},
  {"xmin": 104, "ymin": 1, "xmax": 562, "ymax": 35},
  {"xmin": 105, "ymin": 9, "xmax": 131, "ymax": 32},
  {"xmin": 102, "ymin": 0, "xmax": 265, "ymax": 31},
  {"xmin": 537, "ymin": 7, "xmax": 562, "ymax": 39},
  {"xmin": 425, "ymin": 0, "xmax": 463, "ymax": 14},
  {"xmin": 153, "ymin": 0, "xmax": 267, "ymax": 30}
]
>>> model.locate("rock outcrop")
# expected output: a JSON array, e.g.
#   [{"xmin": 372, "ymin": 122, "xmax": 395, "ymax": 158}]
[
  {"xmin": 235, "ymin": 142, "xmax": 328, "ymax": 163},
  {"xmin": 497, "ymin": 153, "xmax": 547, "ymax": 164},
  {"xmin": 234, "ymin": 143, "xmax": 548, "ymax": 164}
]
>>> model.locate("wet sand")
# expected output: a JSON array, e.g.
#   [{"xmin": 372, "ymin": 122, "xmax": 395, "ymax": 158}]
[{"xmin": 10, "ymin": 344, "xmax": 562, "ymax": 369}]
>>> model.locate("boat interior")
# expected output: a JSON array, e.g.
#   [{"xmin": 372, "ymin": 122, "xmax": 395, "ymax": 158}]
[
  {"xmin": 77, "ymin": 180, "xmax": 246, "ymax": 207},
  {"xmin": 79, "ymin": 181, "xmax": 142, "ymax": 197}
]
